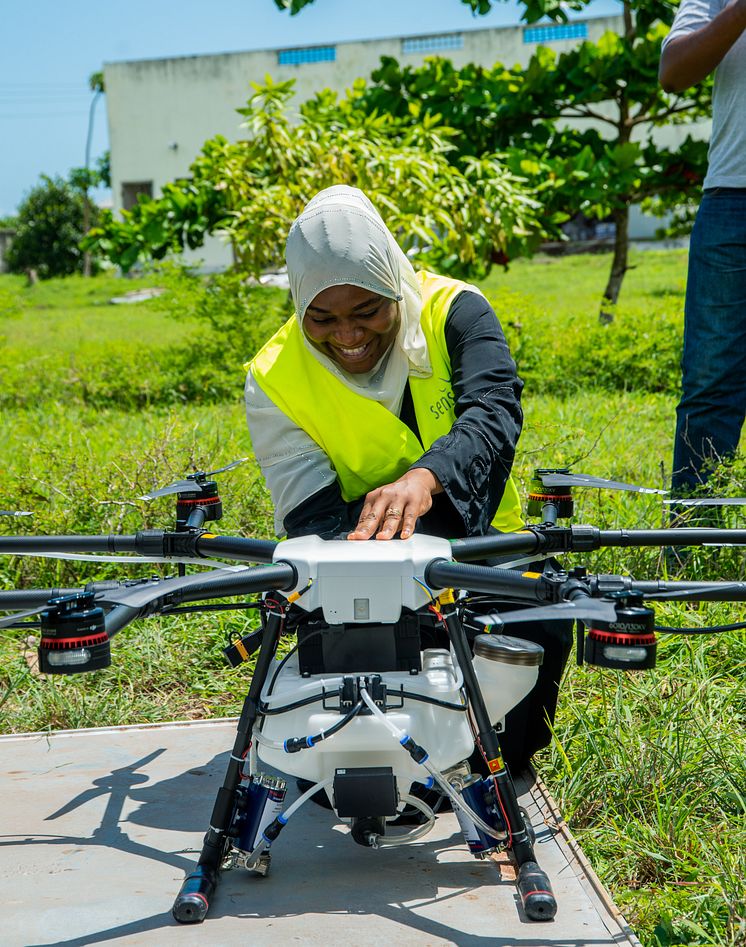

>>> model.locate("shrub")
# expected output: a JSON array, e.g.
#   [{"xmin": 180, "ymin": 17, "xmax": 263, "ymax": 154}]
[
  {"xmin": 492, "ymin": 289, "xmax": 683, "ymax": 397},
  {"xmin": 5, "ymin": 176, "xmax": 98, "ymax": 279}
]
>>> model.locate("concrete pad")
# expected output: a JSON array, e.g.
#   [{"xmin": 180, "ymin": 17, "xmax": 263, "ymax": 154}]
[{"xmin": 1, "ymin": 719, "xmax": 640, "ymax": 947}]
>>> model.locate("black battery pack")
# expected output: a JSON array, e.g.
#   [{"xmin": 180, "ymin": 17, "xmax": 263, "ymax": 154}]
[{"xmin": 297, "ymin": 613, "xmax": 422, "ymax": 675}]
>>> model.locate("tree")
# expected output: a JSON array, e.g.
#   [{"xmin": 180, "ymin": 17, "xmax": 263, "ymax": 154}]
[
  {"xmin": 5, "ymin": 176, "xmax": 97, "ymax": 279},
  {"xmin": 80, "ymin": 71, "xmax": 106, "ymax": 277},
  {"xmin": 273, "ymin": 0, "xmax": 712, "ymax": 319},
  {"xmin": 87, "ymin": 77, "xmax": 554, "ymax": 277},
  {"xmin": 273, "ymin": 0, "xmax": 588, "ymax": 22}
]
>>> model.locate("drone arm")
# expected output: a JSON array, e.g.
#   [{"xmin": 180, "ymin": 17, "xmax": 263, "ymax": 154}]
[
  {"xmin": 617, "ymin": 579, "xmax": 746, "ymax": 602},
  {"xmin": 597, "ymin": 528, "xmax": 746, "ymax": 548},
  {"xmin": 0, "ymin": 534, "xmax": 143, "ymax": 556},
  {"xmin": 449, "ymin": 530, "xmax": 543, "ymax": 562},
  {"xmin": 194, "ymin": 534, "xmax": 278, "ymax": 563},
  {"xmin": 0, "ymin": 588, "xmax": 83, "ymax": 608},
  {"xmin": 99, "ymin": 562, "xmax": 297, "ymax": 611},
  {"xmin": 425, "ymin": 558, "xmax": 549, "ymax": 602},
  {"xmin": 104, "ymin": 604, "xmax": 141, "ymax": 637}
]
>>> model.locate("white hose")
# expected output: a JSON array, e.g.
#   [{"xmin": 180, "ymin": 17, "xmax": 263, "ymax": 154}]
[
  {"xmin": 371, "ymin": 793, "xmax": 435, "ymax": 848},
  {"xmin": 282, "ymin": 775, "xmax": 334, "ymax": 820},
  {"xmin": 359, "ymin": 687, "xmax": 506, "ymax": 844},
  {"xmin": 244, "ymin": 776, "xmax": 334, "ymax": 866},
  {"xmin": 253, "ymin": 730, "xmax": 286, "ymax": 751}
]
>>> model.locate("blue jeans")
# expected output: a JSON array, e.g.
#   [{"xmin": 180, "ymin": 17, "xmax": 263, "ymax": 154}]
[{"xmin": 672, "ymin": 188, "xmax": 746, "ymax": 494}]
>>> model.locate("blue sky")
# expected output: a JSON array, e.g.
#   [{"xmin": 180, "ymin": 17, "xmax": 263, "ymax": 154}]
[{"xmin": 0, "ymin": 0, "xmax": 620, "ymax": 217}]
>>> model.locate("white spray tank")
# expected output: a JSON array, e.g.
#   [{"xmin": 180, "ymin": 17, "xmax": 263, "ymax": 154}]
[{"xmin": 471, "ymin": 634, "xmax": 544, "ymax": 727}]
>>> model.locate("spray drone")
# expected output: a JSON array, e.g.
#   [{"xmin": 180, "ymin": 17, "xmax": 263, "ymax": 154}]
[{"xmin": 1, "ymin": 464, "xmax": 744, "ymax": 925}]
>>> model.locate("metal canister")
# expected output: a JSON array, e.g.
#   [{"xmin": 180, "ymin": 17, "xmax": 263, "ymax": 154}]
[
  {"xmin": 234, "ymin": 773, "xmax": 288, "ymax": 853},
  {"xmin": 454, "ymin": 774, "xmax": 504, "ymax": 857}
]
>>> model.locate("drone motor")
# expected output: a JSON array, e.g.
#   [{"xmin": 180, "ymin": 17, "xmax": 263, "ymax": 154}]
[
  {"xmin": 175, "ymin": 478, "xmax": 223, "ymax": 531},
  {"xmin": 584, "ymin": 592, "xmax": 657, "ymax": 670},
  {"xmin": 38, "ymin": 592, "xmax": 111, "ymax": 675},
  {"xmin": 527, "ymin": 468, "xmax": 574, "ymax": 522}
]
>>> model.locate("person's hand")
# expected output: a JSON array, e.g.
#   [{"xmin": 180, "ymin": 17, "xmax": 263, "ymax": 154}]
[{"xmin": 348, "ymin": 468, "xmax": 443, "ymax": 541}]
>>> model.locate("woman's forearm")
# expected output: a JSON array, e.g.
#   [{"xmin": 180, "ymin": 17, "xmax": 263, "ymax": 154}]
[{"xmin": 660, "ymin": 0, "xmax": 746, "ymax": 92}]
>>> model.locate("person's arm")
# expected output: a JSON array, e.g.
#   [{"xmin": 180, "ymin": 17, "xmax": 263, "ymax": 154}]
[
  {"xmin": 283, "ymin": 482, "xmax": 364, "ymax": 539},
  {"xmin": 660, "ymin": 0, "xmax": 746, "ymax": 92},
  {"xmin": 349, "ymin": 291, "xmax": 523, "ymax": 540}
]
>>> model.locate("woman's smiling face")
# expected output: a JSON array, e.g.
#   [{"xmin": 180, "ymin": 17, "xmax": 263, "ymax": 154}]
[{"xmin": 303, "ymin": 284, "xmax": 399, "ymax": 374}]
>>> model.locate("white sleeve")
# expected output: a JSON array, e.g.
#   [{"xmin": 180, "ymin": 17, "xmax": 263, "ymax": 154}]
[
  {"xmin": 244, "ymin": 371, "xmax": 338, "ymax": 536},
  {"xmin": 662, "ymin": 0, "xmax": 723, "ymax": 49}
]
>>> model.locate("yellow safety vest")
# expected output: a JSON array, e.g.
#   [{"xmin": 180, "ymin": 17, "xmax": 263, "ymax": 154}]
[{"xmin": 249, "ymin": 270, "xmax": 523, "ymax": 533}]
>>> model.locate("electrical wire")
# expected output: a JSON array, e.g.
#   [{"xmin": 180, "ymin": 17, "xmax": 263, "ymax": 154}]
[
  {"xmin": 264, "ymin": 627, "xmax": 326, "ymax": 697},
  {"xmin": 162, "ymin": 602, "xmax": 264, "ymax": 615},
  {"xmin": 655, "ymin": 621, "xmax": 746, "ymax": 634}
]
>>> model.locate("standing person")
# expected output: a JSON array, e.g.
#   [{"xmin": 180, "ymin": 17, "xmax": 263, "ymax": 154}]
[
  {"xmin": 244, "ymin": 185, "xmax": 572, "ymax": 771},
  {"xmin": 660, "ymin": 0, "xmax": 746, "ymax": 497}
]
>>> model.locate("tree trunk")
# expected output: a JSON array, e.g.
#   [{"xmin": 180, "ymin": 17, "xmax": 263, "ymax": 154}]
[
  {"xmin": 599, "ymin": 205, "xmax": 630, "ymax": 323},
  {"xmin": 82, "ymin": 189, "xmax": 92, "ymax": 278}
]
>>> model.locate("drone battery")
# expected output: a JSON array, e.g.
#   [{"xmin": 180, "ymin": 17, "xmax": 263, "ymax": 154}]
[
  {"xmin": 233, "ymin": 774, "xmax": 287, "ymax": 853},
  {"xmin": 333, "ymin": 767, "xmax": 398, "ymax": 817},
  {"xmin": 455, "ymin": 775, "xmax": 505, "ymax": 856},
  {"xmin": 297, "ymin": 614, "xmax": 421, "ymax": 675}
]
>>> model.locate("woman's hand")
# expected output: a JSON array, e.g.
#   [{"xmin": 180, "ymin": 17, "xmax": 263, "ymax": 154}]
[{"xmin": 348, "ymin": 468, "xmax": 443, "ymax": 541}]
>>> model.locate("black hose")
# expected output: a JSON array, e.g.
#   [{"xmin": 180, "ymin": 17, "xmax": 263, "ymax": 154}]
[
  {"xmin": 284, "ymin": 699, "xmax": 365, "ymax": 752},
  {"xmin": 260, "ymin": 693, "xmax": 327, "ymax": 715},
  {"xmin": 391, "ymin": 689, "xmax": 467, "ymax": 712},
  {"xmin": 656, "ymin": 621, "xmax": 746, "ymax": 634}
]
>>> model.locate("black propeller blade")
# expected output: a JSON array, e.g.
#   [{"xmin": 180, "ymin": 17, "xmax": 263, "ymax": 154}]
[
  {"xmin": 0, "ymin": 605, "xmax": 48, "ymax": 628},
  {"xmin": 538, "ymin": 471, "xmax": 667, "ymax": 495},
  {"xmin": 139, "ymin": 457, "xmax": 249, "ymax": 501},
  {"xmin": 139, "ymin": 479, "xmax": 206, "ymax": 501},
  {"xmin": 473, "ymin": 597, "xmax": 618, "ymax": 629},
  {"xmin": 203, "ymin": 457, "xmax": 249, "ymax": 477}
]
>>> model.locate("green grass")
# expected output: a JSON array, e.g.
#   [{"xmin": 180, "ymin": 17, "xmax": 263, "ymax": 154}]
[{"xmin": 1, "ymin": 255, "xmax": 745, "ymax": 947}]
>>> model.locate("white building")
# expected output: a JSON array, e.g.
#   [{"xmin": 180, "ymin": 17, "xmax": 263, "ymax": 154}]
[{"xmin": 104, "ymin": 17, "xmax": 703, "ymax": 270}]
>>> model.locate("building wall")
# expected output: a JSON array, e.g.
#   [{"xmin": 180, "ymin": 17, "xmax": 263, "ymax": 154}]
[{"xmin": 104, "ymin": 17, "xmax": 704, "ymax": 270}]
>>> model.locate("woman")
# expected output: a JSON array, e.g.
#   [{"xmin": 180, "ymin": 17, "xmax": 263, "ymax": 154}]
[
  {"xmin": 245, "ymin": 186, "xmax": 570, "ymax": 771},
  {"xmin": 245, "ymin": 185, "xmax": 524, "ymax": 542}
]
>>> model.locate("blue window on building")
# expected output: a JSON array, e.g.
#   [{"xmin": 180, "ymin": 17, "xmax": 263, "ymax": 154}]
[
  {"xmin": 402, "ymin": 33, "xmax": 464, "ymax": 54},
  {"xmin": 523, "ymin": 22, "xmax": 588, "ymax": 44},
  {"xmin": 278, "ymin": 45, "xmax": 336, "ymax": 66}
]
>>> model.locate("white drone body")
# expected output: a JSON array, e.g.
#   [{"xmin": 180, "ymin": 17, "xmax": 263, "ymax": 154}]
[{"xmin": 257, "ymin": 537, "xmax": 542, "ymax": 796}]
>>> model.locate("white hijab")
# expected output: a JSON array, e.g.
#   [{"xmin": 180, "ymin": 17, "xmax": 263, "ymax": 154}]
[{"xmin": 285, "ymin": 186, "xmax": 431, "ymax": 415}]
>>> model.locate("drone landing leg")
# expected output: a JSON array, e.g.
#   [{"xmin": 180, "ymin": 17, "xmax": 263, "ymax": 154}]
[
  {"xmin": 442, "ymin": 606, "xmax": 558, "ymax": 922},
  {"xmin": 172, "ymin": 610, "xmax": 283, "ymax": 924}
]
